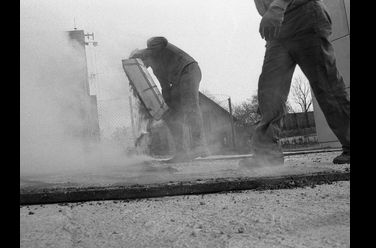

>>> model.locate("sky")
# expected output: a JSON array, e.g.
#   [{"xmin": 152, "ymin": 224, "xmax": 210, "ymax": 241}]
[{"xmin": 20, "ymin": 0, "xmax": 280, "ymax": 104}]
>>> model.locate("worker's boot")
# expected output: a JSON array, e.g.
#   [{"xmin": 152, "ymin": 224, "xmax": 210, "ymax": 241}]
[
  {"xmin": 333, "ymin": 151, "xmax": 350, "ymax": 164},
  {"xmin": 238, "ymin": 155, "xmax": 284, "ymax": 170},
  {"xmin": 189, "ymin": 145, "xmax": 210, "ymax": 160}
]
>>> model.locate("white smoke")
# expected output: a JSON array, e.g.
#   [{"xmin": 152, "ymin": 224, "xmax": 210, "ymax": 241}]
[
  {"xmin": 21, "ymin": 29, "xmax": 93, "ymax": 174},
  {"xmin": 20, "ymin": 3, "xmax": 153, "ymax": 176}
]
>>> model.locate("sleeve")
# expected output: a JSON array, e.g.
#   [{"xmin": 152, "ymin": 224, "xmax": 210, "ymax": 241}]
[
  {"xmin": 254, "ymin": 0, "xmax": 269, "ymax": 16},
  {"xmin": 156, "ymin": 76, "xmax": 171, "ymax": 103},
  {"xmin": 270, "ymin": 0, "xmax": 293, "ymax": 10},
  {"xmin": 254, "ymin": 0, "xmax": 293, "ymax": 16}
]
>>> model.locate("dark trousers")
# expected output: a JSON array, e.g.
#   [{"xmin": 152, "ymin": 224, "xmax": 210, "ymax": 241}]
[
  {"xmin": 251, "ymin": 2, "xmax": 350, "ymax": 159},
  {"xmin": 165, "ymin": 63, "xmax": 207, "ymax": 153}
]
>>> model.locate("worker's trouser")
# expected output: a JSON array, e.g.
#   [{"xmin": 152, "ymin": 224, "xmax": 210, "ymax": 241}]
[
  {"xmin": 251, "ymin": 31, "xmax": 350, "ymax": 160},
  {"xmin": 165, "ymin": 62, "xmax": 207, "ymax": 153}
]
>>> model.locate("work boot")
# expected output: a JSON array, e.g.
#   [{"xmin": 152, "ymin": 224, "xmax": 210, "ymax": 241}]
[
  {"xmin": 188, "ymin": 145, "xmax": 210, "ymax": 160},
  {"xmin": 163, "ymin": 151, "xmax": 192, "ymax": 164},
  {"xmin": 333, "ymin": 151, "xmax": 350, "ymax": 164},
  {"xmin": 238, "ymin": 155, "xmax": 284, "ymax": 170}
]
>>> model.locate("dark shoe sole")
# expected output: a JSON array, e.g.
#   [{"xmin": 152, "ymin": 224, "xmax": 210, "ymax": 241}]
[
  {"xmin": 333, "ymin": 160, "xmax": 350, "ymax": 164},
  {"xmin": 332, "ymin": 154, "xmax": 350, "ymax": 164}
]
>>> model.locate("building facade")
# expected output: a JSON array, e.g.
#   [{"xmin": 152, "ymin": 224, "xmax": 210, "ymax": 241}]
[{"xmin": 312, "ymin": 0, "xmax": 350, "ymax": 148}]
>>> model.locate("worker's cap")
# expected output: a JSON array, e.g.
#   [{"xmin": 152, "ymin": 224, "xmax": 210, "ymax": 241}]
[{"xmin": 147, "ymin": 37, "xmax": 168, "ymax": 48}]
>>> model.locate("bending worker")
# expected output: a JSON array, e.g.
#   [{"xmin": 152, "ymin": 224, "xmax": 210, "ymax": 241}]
[
  {"xmin": 240, "ymin": 0, "xmax": 350, "ymax": 168},
  {"xmin": 130, "ymin": 37, "xmax": 210, "ymax": 163}
]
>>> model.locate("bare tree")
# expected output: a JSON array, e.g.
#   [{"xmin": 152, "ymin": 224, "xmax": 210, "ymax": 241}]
[
  {"xmin": 233, "ymin": 93, "xmax": 295, "ymax": 125},
  {"xmin": 232, "ymin": 94, "xmax": 260, "ymax": 127},
  {"xmin": 289, "ymin": 74, "xmax": 312, "ymax": 113},
  {"xmin": 286, "ymin": 99, "xmax": 295, "ymax": 113}
]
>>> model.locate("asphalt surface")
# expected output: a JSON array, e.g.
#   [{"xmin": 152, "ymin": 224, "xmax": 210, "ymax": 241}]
[
  {"xmin": 20, "ymin": 149, "xmax": 348, "ymax": 204},
  {"xmin": 20, "ymin": 150, "xmax": 350, "ymax": 247}
]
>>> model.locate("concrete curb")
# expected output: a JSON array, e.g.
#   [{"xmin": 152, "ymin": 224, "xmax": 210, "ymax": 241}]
[
  {"xmin": 20, "ymin": 170, "xmax": 349, "ymax": 205},
  {"xmin": 193, "ymin": 148, "xmax": 342, "ymax": 161}
]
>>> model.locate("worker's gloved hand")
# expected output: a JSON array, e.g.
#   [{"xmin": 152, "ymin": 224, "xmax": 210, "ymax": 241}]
[
  {"xmin": 129, "ymin": 49, "xmax": 143, "ymax": 59},
  {"xmin": 259, "ymin": 6, "xmax": 285, "ymax": 41},
  {"xmin": 163, "ymin": 96, "xmax": 171, "ymax": 107}
]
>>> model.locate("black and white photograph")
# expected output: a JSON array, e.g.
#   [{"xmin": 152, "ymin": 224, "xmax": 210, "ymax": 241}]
[{"xmin": 20, "ymin": 0, "xmax": 350, "ymax": 247}]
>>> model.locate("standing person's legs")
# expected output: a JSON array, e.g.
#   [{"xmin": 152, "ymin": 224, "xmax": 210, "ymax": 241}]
[
  {"xmin": 164, "ymin": 84, "xmax": 190, "ymax": 162},
  {"xmin": 290, "ymin": 34, "xmax": 350, "ymax": 163},
  {"xmin": 240, "ymin": 40, "xmax": 296, "ymax": 168},
  {"xmin": 179, "ymin": 63, "xmax": 210, "ymax": 159}
]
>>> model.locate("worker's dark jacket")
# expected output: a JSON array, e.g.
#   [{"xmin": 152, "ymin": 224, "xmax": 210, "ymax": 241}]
[
  {"xmin": 132, "ymin": 37, "xmax": 206, "ymax": 150},
  {"xmin": 254, "ymin": 0, "xmax": 330, "ymax": 39},
  {"xmin": 254, "ymin": 0, "xmax": 322, "ymax": 15},
  {"xmin": 136, "ymin": 37, "xmax": 197, "ymax": 101}
]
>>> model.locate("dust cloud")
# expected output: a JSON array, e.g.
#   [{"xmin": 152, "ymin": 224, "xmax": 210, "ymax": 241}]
[{"xmin": 20, "ymin": 8, "xmax": 152, "ymax": 176}]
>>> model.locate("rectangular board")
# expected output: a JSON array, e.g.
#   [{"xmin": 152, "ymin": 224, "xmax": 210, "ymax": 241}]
[{"xmin": 122, "ymin": 58, "xmax": 168, "ymax": 120}]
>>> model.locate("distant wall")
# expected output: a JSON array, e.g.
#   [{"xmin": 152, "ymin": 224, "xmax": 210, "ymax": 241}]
[{"xmin": 282, "ymin": 111, "xmax": 315, "ymax": 131}]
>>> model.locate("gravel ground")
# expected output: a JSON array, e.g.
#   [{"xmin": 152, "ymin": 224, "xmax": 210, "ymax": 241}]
[{"xmin": 20, "ymin": 180, "xmax": 350, "ymax": 248}]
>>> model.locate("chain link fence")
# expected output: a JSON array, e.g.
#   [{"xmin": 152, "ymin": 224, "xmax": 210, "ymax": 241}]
[
  {"xmin": 202, "ymin": 93, "xmax": 231, "ymax": 112},
  {"xmin": 97, "ymin": 97, "xmax": 134, "ymax": 153},
  {"xmin": 96, "ymin": 92, "xmax": 156, "ymax": 155}
]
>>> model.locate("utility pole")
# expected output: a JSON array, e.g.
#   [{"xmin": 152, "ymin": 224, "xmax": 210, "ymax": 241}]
[
  {"xmin": 67, "ymin": 29, "xmax": 100, "ymax": 142},
  {"xmin": 228, "ymin": 97, "xmax": 236, "ymax": 152}
]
